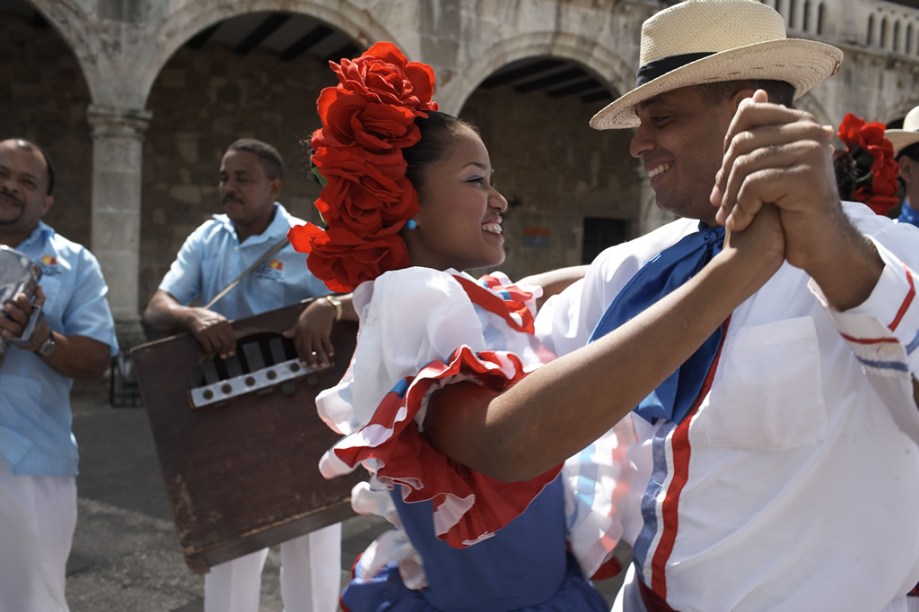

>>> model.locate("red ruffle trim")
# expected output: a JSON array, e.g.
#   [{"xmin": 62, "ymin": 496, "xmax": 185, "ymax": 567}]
[{"xmin": 330, "ymin": 345, "xmax": 561, "ymax": 548}]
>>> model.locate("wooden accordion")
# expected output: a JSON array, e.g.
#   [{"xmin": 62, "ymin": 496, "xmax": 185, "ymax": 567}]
[{"xmin": 131, "ymin": 299, "xmax": 360, "ymax": 574}]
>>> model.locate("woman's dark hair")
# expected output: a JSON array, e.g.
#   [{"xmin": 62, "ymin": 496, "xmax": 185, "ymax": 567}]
[
  {"xmin": 833, "ymin": 149, "xmax": 859, "ymax": 201},
  {"xmin": 403, "ymin": 111, "xmax": 477, "ymax": 196}
]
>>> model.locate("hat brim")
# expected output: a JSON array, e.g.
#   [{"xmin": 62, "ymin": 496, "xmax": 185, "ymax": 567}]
[
  {"xmin": 887, "ymin": 130, "xmax": 919, "ymax": 156},
  {"xmin": 590, "ymin": 39, "xmax": 843, "ymax": 130}
]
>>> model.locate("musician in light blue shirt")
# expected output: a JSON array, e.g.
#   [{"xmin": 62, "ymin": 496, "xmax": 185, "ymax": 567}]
[
  {"xmin": 142, "ymin": 138, "xmax": 350, "ymax": 612},
  {"xmin": 0, "ymin": 138, "xmax": 117, "ymax": 612},
  {"xmin": 158, "ymin": 200, "xmax": 330, "ymax": 321}
]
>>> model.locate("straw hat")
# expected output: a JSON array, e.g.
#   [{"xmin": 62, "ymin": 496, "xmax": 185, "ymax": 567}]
[
  {"xmin": 886, "ymin": 106, "xmax": 919, "ymax": 156},
  {"xmin": 590, "ymin": 0, "xmax": 843, "ymax": 130}
]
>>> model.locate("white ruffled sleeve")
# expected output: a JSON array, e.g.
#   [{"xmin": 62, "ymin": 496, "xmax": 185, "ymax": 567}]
[
  {"xmin": 316, "ymin": 267, "xmax": 562, "ymax": 550},
  {"xmin": 317, "ymin": 267, "xmax": 488, "ymax": 438}
]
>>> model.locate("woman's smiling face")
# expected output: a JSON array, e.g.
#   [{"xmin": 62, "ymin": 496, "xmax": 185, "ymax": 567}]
[{"xmin": 405, "ymin": 125, "xmax": 509, "ymax": 272}]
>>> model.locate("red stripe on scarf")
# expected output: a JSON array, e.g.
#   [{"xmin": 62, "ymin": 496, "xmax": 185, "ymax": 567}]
[{"xmin": 650, "ymin": 317, "xmax": 731, "ymax": 601}]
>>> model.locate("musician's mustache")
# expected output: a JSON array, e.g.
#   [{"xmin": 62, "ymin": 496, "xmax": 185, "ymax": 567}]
[
  {"xmin": 222, "ymin": 195, "xmax": 243, "ymax": 205},
  {"xmin": 0, "ymin": 188, "xmax": 23, "ymax": 208}
]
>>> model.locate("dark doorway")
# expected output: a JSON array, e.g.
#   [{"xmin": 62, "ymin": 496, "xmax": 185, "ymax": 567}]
[{"xmin": 582, "ymin": 217, "xmax": 628, "ymax": 264}]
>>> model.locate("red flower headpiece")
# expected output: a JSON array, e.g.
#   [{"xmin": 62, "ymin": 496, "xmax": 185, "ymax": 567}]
[
  {"xmin": 289, "ymin": 41, "xmax": 439, "ymax": 292},
  {"xmin": 834, "ymin": 112, "xmax": 904, "ymax": 216}
]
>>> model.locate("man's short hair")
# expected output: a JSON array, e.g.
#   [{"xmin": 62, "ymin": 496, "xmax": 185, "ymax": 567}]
[
  {"xmin": 899, "ymin": 142, "xmax": 919, "ymax": 162},
  {"xmin": 696, "ymin": 80, "xmax": 796, "ymax": 108},
  {"xmin": 5, "ymin": 139, "xmax": 55, "ymax": 195},
  {"xmin": 227, "ymin": 139, "xmax": 284, "ymax": 180}
]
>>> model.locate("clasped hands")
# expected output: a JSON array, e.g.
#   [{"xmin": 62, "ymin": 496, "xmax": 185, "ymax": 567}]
[{"xmin": 710, "ymin": 89, "xmax": 877, "ymax": 311}]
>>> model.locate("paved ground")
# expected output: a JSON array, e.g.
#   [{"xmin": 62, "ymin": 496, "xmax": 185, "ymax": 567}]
[{"xmin": 65, "ymin": 379, "xmax": 625, "ymax": 611}]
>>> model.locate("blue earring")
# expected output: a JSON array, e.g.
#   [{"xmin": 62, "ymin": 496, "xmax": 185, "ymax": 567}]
[{"xmin": 406, "ymin": 219, "xmax": 418, "ymax": 230}]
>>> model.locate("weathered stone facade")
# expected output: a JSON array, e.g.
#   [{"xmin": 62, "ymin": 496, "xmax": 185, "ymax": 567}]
[{"xmin": 1, "ymin": 0, "xmax": 918, "ymax": 347}]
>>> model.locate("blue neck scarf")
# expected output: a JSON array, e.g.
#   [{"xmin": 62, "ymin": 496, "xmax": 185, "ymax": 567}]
[
  {"xmin": 898, "ymin": 201, "xmax": 919, "ymax": 228},
  {"xmin": 588, "ymin": 223, "xmax": 725, "ymax": 424}
]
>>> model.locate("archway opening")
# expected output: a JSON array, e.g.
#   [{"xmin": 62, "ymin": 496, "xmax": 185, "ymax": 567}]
[
  {"xmin": 458, "ymin": 57, "xmax": 637, "ymax": 279},
  {"xmin": 141, "ymin": 10, "xmax": 360, "ymax": 304}
]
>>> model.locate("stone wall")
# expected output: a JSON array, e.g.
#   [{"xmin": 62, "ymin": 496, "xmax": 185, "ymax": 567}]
[
  {"xmin": 140, "ymin": 43, "xmax": 336, "ymax": 303},
  {"xmin": 0, "ymin": 14, "xmax": 93, "ymax": 248},
  {"xmin": 462, "ymin": 87, "xmax": 638, "ymax": 280},
  {"xmin": 0, "ymin": 8, "xmax": 638, "ymax": 308}
]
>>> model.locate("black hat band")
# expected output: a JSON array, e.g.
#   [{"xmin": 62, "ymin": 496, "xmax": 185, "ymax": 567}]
[{"xmin": 635, "ymin": 52, "xmax": 715, "ymax": 86}]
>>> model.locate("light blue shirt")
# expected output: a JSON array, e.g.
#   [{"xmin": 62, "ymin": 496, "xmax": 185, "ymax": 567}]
[
  {"xmin": 0, "ymin": 222, "xmax": 118, "ymax": 477},
  {"xmin": 159, "ymin": 202, "xmax": 330, "ymax": 320}
]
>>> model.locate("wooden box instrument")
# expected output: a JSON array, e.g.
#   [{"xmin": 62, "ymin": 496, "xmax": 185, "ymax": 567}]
[{"xmin": 131, "ymin": 299, "xmax": 360, "ymax": 574}]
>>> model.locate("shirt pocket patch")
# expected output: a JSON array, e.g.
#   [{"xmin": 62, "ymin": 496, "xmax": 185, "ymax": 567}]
[
  {"xmin": 248, "ymin": 266, "xmax": 286, "ymax": 306},
  {"xmin": 699, "ymin": 317, "xmax": 827, "ymax": 449}
]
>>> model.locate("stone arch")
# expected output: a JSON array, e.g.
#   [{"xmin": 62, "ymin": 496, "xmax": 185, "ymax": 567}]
[
  {"xmin": 18, "ymin": 0, "xmax": 397, "ymax": 111},
  {"xmin": 2, "ymin": 1, "xmax": 97, "ymax": 247},
  {"xmin": 443, "ymin": 34, "xmax": 641, "ymax": 278},
  {"xmin": 142, "ymin": 0, "xmax": 396, "ymax": 108},
  {"xmin": 438, "ymin": 32, "xmax": 633, "ymax": 116},
  {"xmin": 24, "ymin": 1, "xmax": 106, "ymax": 103}
]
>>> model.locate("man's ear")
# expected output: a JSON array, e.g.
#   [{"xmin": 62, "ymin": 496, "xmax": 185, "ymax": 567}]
[
  {"xmin": 730, "ymin": 88, "xmax": 757, "ymax": 110},
  {"xmin": 900, "ymin": 156, "xmax": 915, "ymax": 186},
  {"xmin": 268, "ymin": 177, "xmax": 282, "ymax": 200},
  {"xmin": 41, "ymin": 194, "xmax": 54, "ymax": 216}
]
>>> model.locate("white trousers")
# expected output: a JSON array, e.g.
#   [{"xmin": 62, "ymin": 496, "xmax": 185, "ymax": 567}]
[
  {"xmin": 909, "ymin": 594, "xmax": 919, "ymax": 612},
  {"xmin": 0, "ymin": 458, "xmax": 77, "ymax": 612},
  {"xmin": 204, "ymin": 521, "xmax": 342, "ymax": 612}
]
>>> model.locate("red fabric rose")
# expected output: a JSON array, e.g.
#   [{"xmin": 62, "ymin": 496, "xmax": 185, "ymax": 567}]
[
  {"xmin": 289, "ymin": 222, "xmax": 410, "ymax": 293},
  {"xmin": 314, "ymin": 88, "xmax": 421, "ymax": 152},
  {"xmin": 331, "ymin": 42, "xmax": 438, "ymax": 116},
  {"xmin": 311, "ymin": 145, "xmax": 419, "ymax": 233},
  {"xmin": 298, "ymin": 41, "xmax": 438, "ymax": 290}
]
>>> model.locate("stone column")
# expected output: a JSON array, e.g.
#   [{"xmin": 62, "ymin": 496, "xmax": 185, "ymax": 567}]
[{"xmin": 87, "ymin": 105, "xmax": 152, "ymax": 349}]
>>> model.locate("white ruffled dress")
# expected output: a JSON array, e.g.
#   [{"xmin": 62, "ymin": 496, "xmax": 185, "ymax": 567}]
[{"xmin": 316, "ymin": 267, "xmax": 628, "ymax": 611}]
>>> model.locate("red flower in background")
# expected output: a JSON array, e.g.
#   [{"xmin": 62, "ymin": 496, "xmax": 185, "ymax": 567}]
[{"xmin": 836, "ymin": 113, "xmax": 903, "ymax": 215}]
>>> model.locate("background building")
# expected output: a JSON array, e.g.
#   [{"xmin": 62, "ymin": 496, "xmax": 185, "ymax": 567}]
[{"xmin": 2, "ymin": 0, "xmax": 918, "ymax": 347}]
